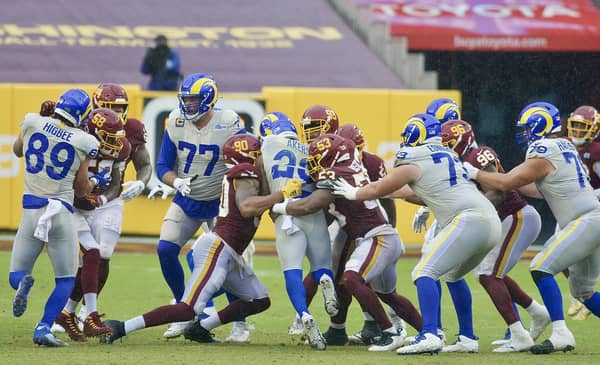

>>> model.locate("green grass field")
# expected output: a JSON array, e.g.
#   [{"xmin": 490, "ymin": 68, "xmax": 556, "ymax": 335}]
[{"xmin": 1, "ymin": 250, "xmax": 598, "ymax": 365}]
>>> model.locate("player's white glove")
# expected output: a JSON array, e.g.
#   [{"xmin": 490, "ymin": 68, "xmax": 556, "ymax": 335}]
[
  {"xmin": 120, "ymin": 180, "xmax": 145, "ymax": 201},
  {"xmin": 332, "ymin": 178, "xmax": 359, "ymax": 200},
  {"xmin": 412, "ymin": 206, "xmax": 430, "ymax": 233},
  {"xmin": 463, "ymin": 161, "xmax": 479, "ymax": 180},
  {"xmin": 173, "ymin": 177, "xmax": 192, "ymax": 196},
  {"xmin": 147, "ymin": 184, "xmax": 176, "ymax": 200}
]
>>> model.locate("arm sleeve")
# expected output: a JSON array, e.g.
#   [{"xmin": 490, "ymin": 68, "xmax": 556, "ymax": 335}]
[{"xmin": 156, "ymin": 130, "xmax": 177, "ymax": 180}]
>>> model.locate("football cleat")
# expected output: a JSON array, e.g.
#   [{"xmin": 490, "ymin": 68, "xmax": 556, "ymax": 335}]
[
  {"xmin": 99, "ymin": 320, "xmax": 126, "ymax": 344},
  {"xmin": 493, "ymin": 329, "xmax": 533, "ymax": 352},
  {"xmin": 50, "ymin": 322, "xmax": 66, "ymax": 334},
  {"xmin": 323, "ymin": 326, "xmax": 348, "ymax": 346},
  {"xmin": 13, "ymin": 275, "xmax": 34, "ymax": 317},
  {"xmin": 491, "ymin": 327, "xmax": 511, "ymax": 346},
  {"xmin": 55, "ymin": 310, "xmax": 86, "ymax": 341},
  {"xmin": 288, "ymin": 316, "xmax": 305, "ymax": 336},
  {"xmin": 441, "ymin": 334, "xmax": 479, "ymax": 353},
  {"xmin": 33, "ymin": 324, "xmax": 68, "ymax": 347},
  {"xmin": 404, "ymin": 328, "xmax": 445, "ymax": 346},
  {"xmin": 163, "ymin": 320, "xmax": 193, "ymax": 339},
  {"xmin": 302, "ymin": 313, "xmax": 327, "ymax": 350},
  {"xmin": 225, "ymin": 321, "xmax": 253, "ymax": 343},
  {"xmin": 348, "ymin": 320, "xmax": 382, "ymax": 345},
  {"xmin": 573, "ymin": 306, "xmax": 591, "ymax": 320},
  {"xmin": 567, "ymin": 297, "xmax": 584, "ymax": 317},
  {"xmin": 388, "ymin": 311, "xmax": 407, "ymax": 334},
  {"xmin": 319, "ymin": 274, "xmax": 339, "ymax": 317},
  {"xmin": 397, "ymin": 332, "xmax": 443, "ymax": 355},
  {"xmin": 83, "ymin": 311, "xmax": 112, "ymax": 337},
  {"xmin": 530, "ymin": 328, "xmax": 575, "ymax": 354},
  {"xmin": 183, "ymin": 321, "xmax": 219, "ymax": 343},
  {"xmin": 368, "ymin": 329, "xmax": 405, "ymax": 352}
]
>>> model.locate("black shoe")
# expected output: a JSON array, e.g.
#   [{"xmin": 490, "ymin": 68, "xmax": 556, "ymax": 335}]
[
  {"xmin": 530, "ymin": 339, "xmax": 575, "ymax": 355},
  {"xmin": 99, "ymin": 320, "xmax": 125, "ymax": 344},
  {"xmin": 323, "ymin": 327, "xmax": 348, "ymax": 346},
  {"xmin": 348, "ymin": 320, "xmax": 382, "ymax": 345},
  {"xmin": 183, "ymin": 321, "xmax": 219, "ymax": 343}
]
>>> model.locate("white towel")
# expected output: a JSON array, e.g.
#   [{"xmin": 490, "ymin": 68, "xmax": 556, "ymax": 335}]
[
  {"xmin": 281, "ymin": 215, "xmax": 300, "ymax": 235},
  {"xmin": 34, "ymin": 199, "xmax": 63, "ymax": 241}
]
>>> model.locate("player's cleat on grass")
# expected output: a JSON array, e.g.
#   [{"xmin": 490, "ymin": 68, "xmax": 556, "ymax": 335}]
[
  {"xmin": 442, "ymin": 334, "xmax": 479, "ymax": 353},
  {"xmin": 33, "ymin": 324, "xmax": 68, "ymax": 347},
  {"xmin": 529, "ymin": 306, "xmax": 551, "ymax": 341},
  {"xmin": 319, "ymin": 274, "xmax": 339, "ymax": 317},
  {"xmin": 183, "ymin": 321, "xmax": 219, "ymax": 343},
  {"xmin": 50, "ymin": 322, "xmax": 66, "ymax": 333},
  {"xmin": 491, "ymin": 327, "xmax": 510, "ymax": 346},
  {"xmin": 404, "ymin": 328, "xmax": 445, "ymax": 346},
  {"xmin": 225, "ymin": 321, "xmax": 253, "ymax": 343},
  {"xmin": 493, "ymin": 331, "xmax": 534, "ymax": 352},
  {"xmin": 55, "ymin": 310, "xmax": 86, "ymax": 341},
  {"xmin": 530, "ymin": 329, "xmax": 575, "ymax": 355},
  {"xmin": 302, "ymin": 313, "xmax": 327, "ymax": 350},
  {"xmin": 323, "ymin": 326, "xmax": 348, "ymax": 346},
  {"xmin": 348, "ymin": 320, "xmax": 382, "ymax": 345},
  {"xmin": 13, "ymin": 275, "xmax": 34, "ymax": 317},
  {"xmin": 573, "ymin": 306, "xmax": 591, "ymax": 321},
  {"xmin": 163, "ymin": 320, "xmax": 193, "ymax": 339},
  {"xmin": 288, "ymin": 316, "xmax": 304, "ymax": 336},
  {"xmin": 567, "ymin": 297, "xmax": 583, "ymax": 317},
  {"xmin": 397, "ymin": 332, "xmax": 443, "ymax": 355},
  {"xmin": 99, "ymin": 320, "xmax": 125, "ymax": 344},
  {"xmin": 368, "ymin": 329, "xmax": 405, "ymax": 352},
  {"xmin": 83, "ymin": 311, "xmax": 112, "ymax": 337}
]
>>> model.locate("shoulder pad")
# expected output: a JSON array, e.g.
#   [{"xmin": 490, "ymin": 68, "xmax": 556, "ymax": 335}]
[
  {"xmin": 124, "ymin": 118, "xmax": 148, "ymax": 144},
  {"xmin": 118, "ymin": 138, "xmax": 132, "ymax": 161},
  {"xmin": 227, "ymin": 163, "xmax": 259, "ymax": 179},
  {"xmin": 526, "ymin": 139, "xmax": 556, "ymax": 160}
]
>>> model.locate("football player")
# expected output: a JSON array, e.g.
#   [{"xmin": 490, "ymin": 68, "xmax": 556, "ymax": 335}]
[
  {"xmin": 259, "ymin": 112, "xmax": 337, "ymax": 350},
  {"xmin": 53, "ymin": 108, "xmax": 129, "ymax": 341},
  {"xmin": 332, "ymin": 113, "xmax": 501, "ymax": 355},
  {"xmin": 564, "ymin": 105, "xmax": 600, "ymax": 320},
  {"xmin": 465, "ymin": 102, "xmax": 600, "ymax": 354},
  {"xmin": 147, "ymin": 74, "xmax": 247, "ymax": 338},
  {"xmin": 272, "ymin": 134, "xmax": 421, "ymax": 352},
  {"xmin": 100, "ymin": 134, "xmax": 302, "ymax": 344},
  {"xmin": 442, "ymin": 119, "xmax": 550, "ymax": 352},
  {"xmin": 10, "ymin": 88, "xmax": 102, "ymax": 346}
]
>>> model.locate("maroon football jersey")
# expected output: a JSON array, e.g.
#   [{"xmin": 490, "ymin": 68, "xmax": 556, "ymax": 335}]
[
  {"xmin": 213, "ymin": 163, "xmax": 263, "ymax": 255},
  {"xmin": 464, "ymin": 146, "xmax": 527, "ymax": 221},
  {"xmin": 362, "ymin": 151, "xmax": 387, "ymax": 183},
  {"xmin": 122, "ymin": 117, "xmax": 147, "ymax": 169},
  {"xmin": 578, "ymin": 141, "xmax": 600, "ymax": 189},
  {"xmin": 316, "ymin": 159, "xmax": 388, "ymax": 240}
]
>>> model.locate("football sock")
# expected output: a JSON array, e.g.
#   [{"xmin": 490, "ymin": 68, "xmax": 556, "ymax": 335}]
[
  {"xmin": 303, "ymin": 273, "xmax": 317, "ymax": 307},
  {"xmin": 532, "ymin": 273, "xmax": 564, "ymax": 321},
  {"xmin": 377, "ymin": 291, "xmax": 422, "ymax": 331},
  {"xmin": 415, "ymin": 276, "xmax": 440, "ymax": 335},
  {"xmin": 343, "ymin": 270, "xmax": 392, "ymax": 330},
  {"xmin": 225, "ymin": 290, "xmax": 245, "ymax": 322},
  {"xmin": 583, "ymin": 292, "xmax": 600, "ymax": 317},
  {"xmin": 447, "ymin": 279, "xmax": 475, "ymax": 339},
  {"xmin": 435, "ymin": 279, "xmax": 443, "ymax": 329},
  {"xmin": 97, "ymin": 259, "xmax": 110, "ymax": 295},
  {"xmin": 284, "ymin": 269, "xmax": 309, "ymax": 316},
  {"xmin": 504, "ymin": 275, "xmax": 532, "ymax": 308},
  {"xmin": 479, "ymin": 274, "xmax": 519, "ymax": 325},
  {"xmin": 311, "ymin": 268, "xmax": 335, "ymax": 284},
  {"xmin": 9, "ymin": 271, "xmax": 26, "ymax": 290},
  {"xmin": 157, "ymin": 240, "xmax": 184, "ymax": 302},
  {"xmin": 40, "ymin": 277, "xmax": 75, "ymax": 327}
]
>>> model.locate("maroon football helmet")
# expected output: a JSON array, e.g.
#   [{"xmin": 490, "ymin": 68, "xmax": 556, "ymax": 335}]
[
  {"xmin": 223, "ymin": 134, "xmax": 262, "ymax": 167},
  {"xmin": 441, "ymin": 119, "xmax": 477, "ymax": 157},
  {"xmin": 88, "ymin": 108, "xmax": 126, "ymax": 158},
  {"xmin": 300, "ymin": 105, "xmax": 340, "ymax": 143},
  {"xmin": 337, "ymin": 123, "xmax": 365, "ymax": 154},
  {"xmin": 92, "ymin": 83, "xmax": 129, "ymax": 123},
  {"xmin": 307, "ymin": 133, "xmax": 355, "ymax": 179},
  {"xmin": 567, "ymin": 105, "xmax": 599, "ymax": 146}
]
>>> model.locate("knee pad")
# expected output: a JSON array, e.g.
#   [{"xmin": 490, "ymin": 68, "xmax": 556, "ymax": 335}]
[{"xmin": 531, "ymin": 270, "xmax": 551, "ymax": 283}]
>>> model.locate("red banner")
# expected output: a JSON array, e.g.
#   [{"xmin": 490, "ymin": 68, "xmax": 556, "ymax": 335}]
[{"xmin": 368, "ymin": 0, "xmax": 600, "ymax": 51}]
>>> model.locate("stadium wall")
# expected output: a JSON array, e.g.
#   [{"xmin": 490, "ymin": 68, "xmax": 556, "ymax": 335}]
[{"xmin": 0, "ymin": 84, "xmax": 459, "ymax": 244}]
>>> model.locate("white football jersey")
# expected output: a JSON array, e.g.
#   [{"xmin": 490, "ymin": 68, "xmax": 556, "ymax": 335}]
[
  {"xmin": 20, "ymin": 113, "xmax": 99, "ymax": 203},
  {"xmin": 261, "ymin": 134, "xmax": 313, "ymax": 195},
  {"xmin": 395, "ymin": 143, "xmax": 496, "ymax": 228},
  {"xmin": 165, "ymin": 108, "xmax": 243, "ymax": 201},
  {"xmin": 526, "ymin": 138, "xmax": 600, "ymax": 228}
]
